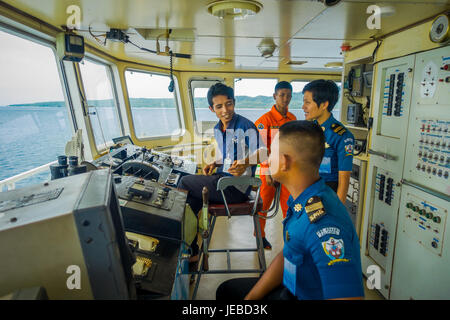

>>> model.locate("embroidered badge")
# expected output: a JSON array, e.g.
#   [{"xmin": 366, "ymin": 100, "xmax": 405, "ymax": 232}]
[
  {"xmin": 322, "ymin": 237, "xmax": 349, "ymax": 266},
  {"xmin": 305, "ymin": 196, "xmax": 326, "ymax": 223},
  {"xmin": 345, "ymin": 144, "xmax": 353, "ymax": 154},
  {"xmin": 257, "ymin": 123, "xmax": 264, "ymax": 130},
  {"xmin": 316, "ymin": 227, "xmax": 341, "ymax": 238},
  {"xmin": 325, "ymin": 142, "xmax": 330, "ymax": 149},
  {"xmin": 294, "ymin": 203, "xmax": 303, "ymax": 212}
]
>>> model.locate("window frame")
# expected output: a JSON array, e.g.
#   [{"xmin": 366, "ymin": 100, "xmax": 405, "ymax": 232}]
[
  {"xmin": 124, "ymin": 68, "xmax": 184, "ymax": 141},
  {"xmin": 0, "ymin": 23, "xmax": 77, "ymax": 135},
  {"xmin": 188, "ymin": 77, "xmax": 225, "ymax": 136},
  {"xmin": 77, "ymin": 56, "xmax": 125, "ymax": 152}
]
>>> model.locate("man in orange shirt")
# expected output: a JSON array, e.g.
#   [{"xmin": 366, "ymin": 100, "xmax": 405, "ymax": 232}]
[{"xmin": 255, "ymin": 81, "xmax": 296, "ymax": 249}]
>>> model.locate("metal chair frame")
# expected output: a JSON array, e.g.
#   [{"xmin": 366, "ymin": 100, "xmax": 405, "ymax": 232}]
[{"xmin": 189, "ymin": 176, "xmax": 266, "ymax": 299}]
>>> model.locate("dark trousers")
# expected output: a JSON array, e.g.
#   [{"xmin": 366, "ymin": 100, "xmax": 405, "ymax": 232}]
[
  {"xmin": 178, "ymin": 173, "xmax": 248, "ymax": 256},
  {"xmin": 216, "ymin": 277, "xmax": 296, "ymax": 300}
]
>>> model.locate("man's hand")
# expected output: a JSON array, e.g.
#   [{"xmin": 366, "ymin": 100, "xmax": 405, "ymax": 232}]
[
  {"xmin": 203, "ymin": 162, "xmax": 216, "ymax": 175},
  {"xmin": 337, "ymin": 171, "xmax": 351, "ymax": 204},
  {"xmin": 244, "ymin": 251, "xmax": 284, "ymax": 300},
  {"xmin": 228, "ymin": 160, "xmax": 249, "ymax": 177}
]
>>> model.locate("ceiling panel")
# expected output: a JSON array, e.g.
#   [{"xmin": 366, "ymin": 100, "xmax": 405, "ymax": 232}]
[
  {"xmin": 293, "ymin": 0, "xmax": 449, "ymax": 46},
  {"xmin": 2, "ymin": 0, "xmax": 449, "ymax": 72}
]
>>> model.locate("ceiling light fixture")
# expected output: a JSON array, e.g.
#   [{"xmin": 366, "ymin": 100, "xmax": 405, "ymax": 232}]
[
  {"xmin": 317, "ymin": 0, "xmax": 342, "ymax": 7},
  {"xmin": 257, "ymin": 38, "xmax": 277, "ymax": 58},
  {"xmin": 207, "ymin": 0, "xmax": 263, "ymax": 20},
  {"xmin": 208, "ymin": 57, "xmax": 233, "ymax": 64},
  {"xmin": 284, "ymin": 60, "xmax": 308, "ymax": 66},
  {"xmin": 324, "ymin": 62, "xmax": 343, "ymax": 68}
]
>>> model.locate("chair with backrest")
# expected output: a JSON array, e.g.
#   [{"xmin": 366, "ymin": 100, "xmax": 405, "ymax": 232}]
[{"xmin": 189, "ymin": 176, "xmax": 266, "ymax": 299}]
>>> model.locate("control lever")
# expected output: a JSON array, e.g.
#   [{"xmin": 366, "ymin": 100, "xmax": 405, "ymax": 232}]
[{"xmin": 201, "ymin": 187, "xmax": 209, "ymax": 271}]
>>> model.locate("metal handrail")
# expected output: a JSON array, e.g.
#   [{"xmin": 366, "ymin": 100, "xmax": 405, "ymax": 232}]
[{"xmin": 0, "ymin": 160, "xmax": 56, "ymax": 191}]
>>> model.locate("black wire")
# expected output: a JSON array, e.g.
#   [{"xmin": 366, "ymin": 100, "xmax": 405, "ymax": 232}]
[
  {"xmin": 88, "ymin": 25, "xmax": 106, "ymax": 45},
  {"xmin": 170, "ymin": 51, "xmax": 173, "ymax": 79},
  {"xmin": 127, "ymin": 39, "xmax": 157, "ymax": 54},
  {"xmin": 353, "ymin": 139, "xmax": 366, "ymax": 156},
  {"xmin": 372, "ymin": 39, "xmax": 382, "ymax": 60},
  {"xmin": 344, "ymin": 90, "xmax": 358, "ymax": 104}
]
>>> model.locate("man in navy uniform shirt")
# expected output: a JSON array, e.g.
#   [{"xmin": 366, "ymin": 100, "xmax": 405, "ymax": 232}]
[
  {"xmin": 216, "ymin": 120, "xmax": 364, "ymax": 300},
  {"xmin": 179, "ymin": 83, "xmax": 267, "ymax": 262},
  {"xmin": 302, "ymin": 80, "xmax": 354, "ymax": 204}
]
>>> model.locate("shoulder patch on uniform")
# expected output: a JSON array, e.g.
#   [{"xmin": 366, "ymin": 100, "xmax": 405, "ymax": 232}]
[
  {"xmin": 345, "ymin": 144, "xmax": 353, "ymax": 154},
  {"xmin": 305, "ymin": 196, "xmax": 326, "ymax": 223},
  {"xmin": 257, "ymin": 123, "xmax": 264, "ymax": 129},
  {"xmin": 322, "ymin": 237, "xmax": 349, "ymax": 265}
]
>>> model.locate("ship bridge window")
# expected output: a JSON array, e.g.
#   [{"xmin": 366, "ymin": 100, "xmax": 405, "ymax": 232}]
[
  {"xmin": 0, "ymin": 29, "xmax": 72, "ymax": 190},
  {"xmin": 233, "ymin": 78, "xmax": 278, "ymax": 123},
  {"xmin": 125, "ymin": 70, "xmax": 182, "ymax": 139},
  {"xmin": 78, "ymin": 59, "xmax": 122, "ymax": 150},
  {"xmin": 189, "ymin": 78, "xmax": 225, "ymax": 135},
  {"xmin": 291, "ymin": 80, "xmax": 342, "ymax": 121}
]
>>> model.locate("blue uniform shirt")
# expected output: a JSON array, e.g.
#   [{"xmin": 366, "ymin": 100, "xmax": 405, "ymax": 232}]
[
  {"xmin": 316, "ymin": 115, "xmax": 354, "ymax": 182},
  {"xmin": 214, "ymin": 113, "xmax": 263, "ymax": 194},
  {"xmin": 282, "ymin": 178, "xmax": 364, "ymax": 300}
]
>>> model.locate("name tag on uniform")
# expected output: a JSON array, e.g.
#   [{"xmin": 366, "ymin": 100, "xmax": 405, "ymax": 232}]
[
  {"xmin": 223, "ymin": 157, "xmax": 232, "ymax": 172},
  {"xmin": 283, "ymin": 257, "xmax": 297, "ymax": 296},
  {"xmin": 319, "ymin": 156, "xmax": 331, "ymax": 174}
]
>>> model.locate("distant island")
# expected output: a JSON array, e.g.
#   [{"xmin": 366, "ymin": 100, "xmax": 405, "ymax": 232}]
[{"xmin": 5, "ymin": 92, "xmax": 305, "ymax": 109}]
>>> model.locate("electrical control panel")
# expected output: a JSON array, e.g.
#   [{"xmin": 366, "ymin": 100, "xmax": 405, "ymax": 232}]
[
  {"xmin": 379, "ymin": 64, "xmax": 413, "ymax": 138},
  {"xmin": 401, "ymin": 193, "xmax": 447, "ymax": 255},
  {"xmin": 403, "ymin": 47, "xmax": 450, "ymax": 195},
  {"xmin": 115, "ymin": 176, "xmax": 188, "ymax": 241},
  {"xmin": 344, "ymin": 158, "xmax": 367, "ymax": 236},
  {"xmin": 362, "ymin": 46, "xmax": 450, "ymax": 299},
  {"xmin": 361, "ymin": 55, "xmax": 415, "ymax": 299},
  {"xmin": 365, "ymin": 168, "xmax": 398, "ymax": 273},
  {"xmin": 390, "ymin": 184, "xmax": 449, "ymax": 299}
]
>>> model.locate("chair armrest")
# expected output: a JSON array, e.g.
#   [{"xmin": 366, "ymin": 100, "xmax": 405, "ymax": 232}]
[
  {"xmin": 215, "ymin": 176, "xmax": 262, "ymax": 219},
  {"xmin": 216, "ymin": 176, "xmax": 262, "ymax": 191}
]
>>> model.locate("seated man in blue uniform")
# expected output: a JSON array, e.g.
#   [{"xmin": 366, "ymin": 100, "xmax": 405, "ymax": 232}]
[
  {"xmin": 179, "ymin": 83, "xmax": 267, "ymax": 262},
  {"xmin": 216, "ymin": 120, "xmax": 364, "ymax": 300},
  {"xmin": 302, "ymin": 80, "xmax": 354, "ymax": 204}
]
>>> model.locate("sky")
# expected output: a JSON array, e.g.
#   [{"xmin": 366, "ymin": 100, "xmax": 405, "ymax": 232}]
[{"xmin": 0, "ymin": 30, "xmax": 64, "ymax": 106}]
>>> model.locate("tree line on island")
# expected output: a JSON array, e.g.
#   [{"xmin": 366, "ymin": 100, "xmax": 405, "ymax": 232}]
[{"xmin": 5, "ymin": 92, "xmax": 305, "ymax": 109}]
